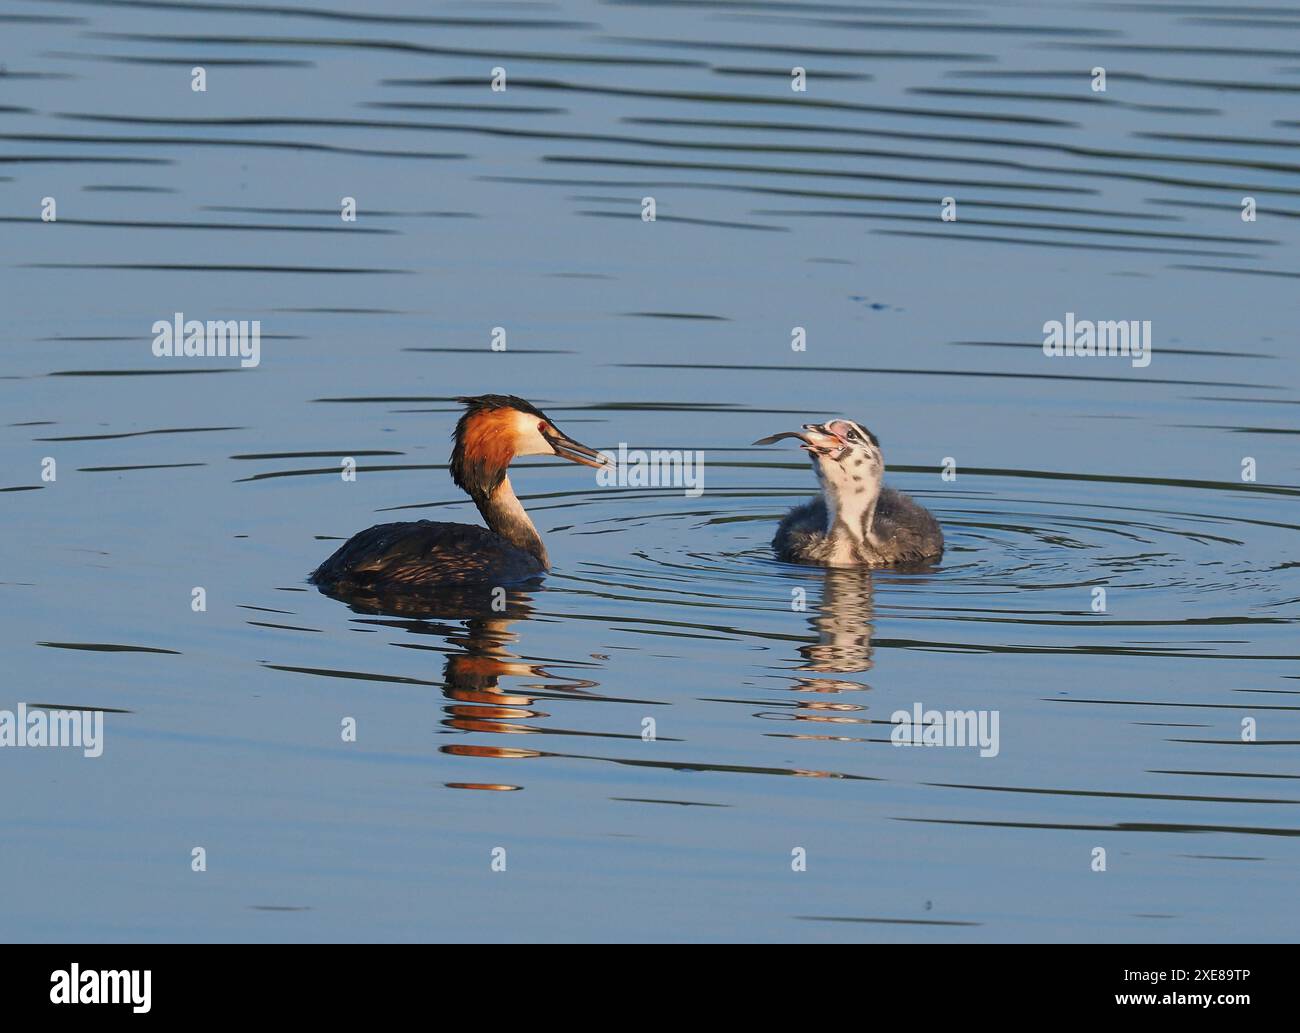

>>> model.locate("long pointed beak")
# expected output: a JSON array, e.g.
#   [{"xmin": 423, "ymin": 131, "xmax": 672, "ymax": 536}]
[{"xmin": 545, "ymin": 429, "xmax": 611, "ymax": 469}]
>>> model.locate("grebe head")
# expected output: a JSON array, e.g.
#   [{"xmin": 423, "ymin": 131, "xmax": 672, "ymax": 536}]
[
  {"xmin": 451, "ymin": 394, "xmax": 606, "ymax": 501},
  {"xmin": 754, "ymin": 418, "xmax": 883, "ymax": 542},
  {"xmin": 800, "ymin": 420, "xmax": 883, "ymax": 531}
]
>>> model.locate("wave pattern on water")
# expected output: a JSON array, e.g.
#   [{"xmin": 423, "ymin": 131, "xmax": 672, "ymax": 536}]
[{"xmin": 1, "ymin": 0, "xmax": 1296, "ymax": 943}]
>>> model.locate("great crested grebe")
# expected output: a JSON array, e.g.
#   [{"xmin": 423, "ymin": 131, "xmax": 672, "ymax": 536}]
[
  {"xmin": 755, "ymin": 419, "xmax": 943, "ymax": 568},
  {"xmin": 310, "ymin": 395, "xmax": 608, "ymax": 592}
]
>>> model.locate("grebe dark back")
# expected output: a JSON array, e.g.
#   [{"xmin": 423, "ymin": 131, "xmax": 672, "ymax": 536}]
[
  {"xmin": 311, "ymin": 395, "xmax": 608, "ymax": 592},
  {"xmin": 755, "ymin": 419, "xmax": 943, "ymax": 568}
]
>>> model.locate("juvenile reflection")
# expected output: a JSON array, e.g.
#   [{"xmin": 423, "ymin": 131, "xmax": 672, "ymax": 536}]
[
  {"xmin": 797, "ymin": 569, "xmax": 876, "ymax": 676},
  {"xmin": 778, "ymin": 570, "xmax": 876, "ymax": 742}
]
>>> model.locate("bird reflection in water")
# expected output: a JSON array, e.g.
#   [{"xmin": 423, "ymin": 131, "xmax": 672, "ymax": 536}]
[
  {"xmin": 774, "ymin": 569, "xmax": 878, "ymax": 744},
  {"xmin": 314, "ymin": 578, "xmax": 601, "ymax": 790},
  {"xmin": 316, "ymin": 570, "xmax": 877, "ymax": 785}
]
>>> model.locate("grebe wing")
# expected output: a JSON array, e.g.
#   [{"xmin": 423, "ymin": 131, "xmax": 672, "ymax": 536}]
[
  {"xmin": 310, "ymin": 520, "xmax": 544, "ymax": 588},
  {"xmin": 874, "ymin": 488, "xmax": 944, "ymax": 561}
]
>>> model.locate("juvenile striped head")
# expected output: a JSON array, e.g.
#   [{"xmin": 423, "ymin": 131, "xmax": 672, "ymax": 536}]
[
  {"xmin": 753, "ymin": 418, "xmax": 880, "ymax": 469},
  {"xmin": 801, "ymin": 419, "xmax": 883, "ymax": 493},
  {"xmin": 804, "ymin": 420, "xmax": 884, "ymax": 542},
  {"xmin": 753, "ymin": 418, "xmax": 884, "ymax": 540}
]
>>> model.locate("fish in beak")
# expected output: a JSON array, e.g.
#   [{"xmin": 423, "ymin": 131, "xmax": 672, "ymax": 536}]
[
  {"xmin": 543, "ymin": 426, "xmax": 611, "ymax": 469},
  {"xmin": 753, "ymin": 423, "xmax": 849, "ymax": 460}
]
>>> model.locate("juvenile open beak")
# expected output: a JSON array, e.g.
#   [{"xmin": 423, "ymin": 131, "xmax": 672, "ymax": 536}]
[{"xmin": 544, "ymin": 428, "xmax": 610, "ymax": 469}]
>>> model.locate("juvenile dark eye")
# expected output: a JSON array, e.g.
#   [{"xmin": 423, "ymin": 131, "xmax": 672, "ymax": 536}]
[{"xmin": 846, "ymin": 430, "xmax": 861, "ymax": 443}]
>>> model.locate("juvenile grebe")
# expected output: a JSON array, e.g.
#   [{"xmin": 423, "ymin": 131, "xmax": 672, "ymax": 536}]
[
  {"xmin": 756, "ymin": 419, "xmax": 943, "ymax": 568},
  {"xmin": 311, "ymin": 395, "xmax": 607, "ymax": 591}
]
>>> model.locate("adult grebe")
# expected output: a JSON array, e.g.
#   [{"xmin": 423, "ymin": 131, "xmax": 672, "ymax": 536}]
[
  {"xmin": 755, "ymin": 419, "xmax": 943, "ymax": 568},
  {"xmin": 311, "ymin": 395, "xmax": 608, "ymax": 591}
]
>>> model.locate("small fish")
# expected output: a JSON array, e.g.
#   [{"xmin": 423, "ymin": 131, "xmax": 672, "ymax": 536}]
[
  {"xmin": 754, "ymin": 426, "xmax": 845, "ymax": 457},
  {"xmin": 752, "ymin": 430, "xmax": 814, "ymax": 446}
]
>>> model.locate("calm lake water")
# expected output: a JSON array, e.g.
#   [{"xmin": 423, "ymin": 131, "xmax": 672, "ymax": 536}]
[{"xmin": 2, "ymin": 0, "xmax": 1297, "ymax": 943}]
